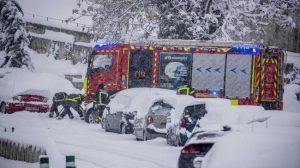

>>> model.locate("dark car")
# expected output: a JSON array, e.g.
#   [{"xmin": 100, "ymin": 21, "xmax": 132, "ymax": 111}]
[
  {"xmin": 103, "ymin": 110, "xmax": 135, "ymax": 134},
  {"xmin": 178, "ymin": 128, "xmax": 229, "ymax": 168},
  {"xmin": 0, "ymin": 89, "xmax": 50, "ymax": 114},
  {"xmin": 167, "ymin": 102, "xmax": 207, "ymax": 146}
]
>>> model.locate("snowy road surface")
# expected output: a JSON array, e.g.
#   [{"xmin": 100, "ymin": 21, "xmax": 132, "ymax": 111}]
[{"xmin": 0, "ymin": 112, "xmax": 180, "ymax": 168}]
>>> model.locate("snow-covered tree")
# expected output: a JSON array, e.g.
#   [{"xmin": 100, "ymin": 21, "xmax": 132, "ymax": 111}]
[
  {"xmin": 70, "ymin": 0, "xmax": 300, "ymax": 43},
  {"xmin": 69, "ymin": 0, "xmax": 158, "ymax": 41},
  {"xmin": 158, "ymin": 0, "xmax": 225, "ymax": 40},
  {"xmin": 0, "ymin": 0, "xmax": 33, "ymax": 70},
  {"xmin": 218, "ymin": 0, "xmax": 300, "ymax": 42}
]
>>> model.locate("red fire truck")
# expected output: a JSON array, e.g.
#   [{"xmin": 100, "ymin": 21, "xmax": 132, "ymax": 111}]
[{"xmin": 84, "ymin": 40, "xmax": 284, "ymax": 110}]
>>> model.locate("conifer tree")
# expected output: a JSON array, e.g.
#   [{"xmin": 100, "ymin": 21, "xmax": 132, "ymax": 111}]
[{"xmin": 0, "ymin": 0, "xmax": 33, "ymax": 70}]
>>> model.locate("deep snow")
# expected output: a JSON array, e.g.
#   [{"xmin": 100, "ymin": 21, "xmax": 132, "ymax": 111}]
[{"xmin": 0, "ymin": 50, "xmax": 300, "ymax": 168}]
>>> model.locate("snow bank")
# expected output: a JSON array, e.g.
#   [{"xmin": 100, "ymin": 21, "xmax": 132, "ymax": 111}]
[{"xmin": 283, "ymin": 84, "xmax": 300, "ymax": 113}]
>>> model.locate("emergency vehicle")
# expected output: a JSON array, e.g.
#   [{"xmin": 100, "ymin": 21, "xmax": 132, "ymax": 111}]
[{"xmin": 84, "ymin": 40, "xmax": 284, "ymax": 110}]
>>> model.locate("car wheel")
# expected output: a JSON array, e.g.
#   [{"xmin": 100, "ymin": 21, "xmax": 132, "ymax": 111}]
[
  {"xmin": 0, "ymin": 102, "xmax": 6, "ymax": 114},
  {"xmin": 120, "ymin": 124, "xmax": 126, "ymax": 134},
  {"xmin": 85, "ymin": 108, "xmax": 99, "ymax": 124},
  {"xmin": 175, "ymin": 136, "xmax": 180, "ymax": 146},
  {"xmin": 143, "ymin": 131, "xmax": 147, "ymax": 141}
]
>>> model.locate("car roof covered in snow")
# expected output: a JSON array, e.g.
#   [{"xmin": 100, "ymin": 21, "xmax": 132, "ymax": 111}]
[
  {"xmin": 107, "ymin": 88, "xmax": 205, "ymax": 118},
  {"xmin": 14, "ymin": 89, "xmax": 51, "ymax": 99}
]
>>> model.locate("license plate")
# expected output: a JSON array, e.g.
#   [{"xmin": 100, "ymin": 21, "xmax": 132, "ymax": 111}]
[{"xmin": 26, "ymin": 107, "xmax": 39, "ymax": 111}]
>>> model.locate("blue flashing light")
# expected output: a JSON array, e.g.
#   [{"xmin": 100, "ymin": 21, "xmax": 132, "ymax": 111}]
[
  {"xmin": 94, "ymin": 41, "xmax": 118, "ymax": 49},
  {"xmin": 229, "ymin": 43, "xmax": 260, "ymax": 54},
  {"xmin": 210, "ymin": 89, "xmax": 219, "ymax": 96}
]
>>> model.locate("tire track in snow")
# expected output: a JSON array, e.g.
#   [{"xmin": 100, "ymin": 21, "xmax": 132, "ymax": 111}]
[{"xmin": 55, "ymin": 140, "xmax": 171, "ymax": 168}]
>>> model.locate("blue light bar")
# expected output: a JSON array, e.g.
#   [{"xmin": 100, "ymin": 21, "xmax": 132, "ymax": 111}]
[
  {"xmin": 94, "ymin": 41, "xmax": 118, "ymax": 49},
  {"xmin": 229, "ymin": 43, "xmax": 260, "ymax": 54},
  {"xmin": 210, "ymin": 89, "xmax": 220, "ymax": 96}
]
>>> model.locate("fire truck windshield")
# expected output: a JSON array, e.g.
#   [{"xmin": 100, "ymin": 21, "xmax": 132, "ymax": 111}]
[{"xmin": 91, "ymin": 54, "xmax": 112, "ymax": 71}]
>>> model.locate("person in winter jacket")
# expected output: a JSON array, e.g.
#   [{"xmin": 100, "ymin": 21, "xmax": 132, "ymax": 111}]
[
  {"xmin": 94, "ymin": 84, "xmax": 110, "ymax": 119},
  {"xmin": 49, "ymin": 92, "xmax": 67, "ymax": 118},
  {"xmin": 57, "ymin": 94, "xmax": 84, "ymax": 120}
]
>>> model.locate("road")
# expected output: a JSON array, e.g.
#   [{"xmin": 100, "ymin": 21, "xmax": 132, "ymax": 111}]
[{"xmin": 0, "ymin": 112, "xmax": 181, "ymax": 168}]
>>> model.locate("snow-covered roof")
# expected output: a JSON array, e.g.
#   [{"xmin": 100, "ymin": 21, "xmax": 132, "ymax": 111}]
[{"xmin": 16, "ymin": 0, "xmax": 92, "ymax": 33}]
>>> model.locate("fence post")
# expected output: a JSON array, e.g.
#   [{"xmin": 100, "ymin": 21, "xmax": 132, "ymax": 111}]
[
  {"xmin": 39, "ymin": 155, "xmax": 49, "ymax": 168},
  {"xmin": 66, "ymin": 155, "xmax": 75, "ymax": 168}
]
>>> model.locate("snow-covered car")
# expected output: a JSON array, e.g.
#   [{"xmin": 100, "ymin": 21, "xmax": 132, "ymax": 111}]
[
  {"xmin": 0, "ymin": 89, "xmax": 50, "ymax": 114},
  {"xmin": 103, "ymin": 88, "xmax": 176, "ymax": 138},
  {"xmin": 178, "ymin": 127, "xmax": 230, "ymax": 168},
  {"xmin": 166, "ymin": 96, "xmax": 207, "ymax": 146},
  {"xmin": 103, "ymin": 110, "xmax": 136, "ymax": 134},
  {"xmin": 134, "ymin": 99, "xmax": 174, "ymax": 141}
]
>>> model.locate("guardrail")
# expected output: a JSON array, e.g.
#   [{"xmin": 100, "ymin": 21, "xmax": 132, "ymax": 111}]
[{"xmin": 0, "ymin": 137, "xmax": 47, "ymax": 163}]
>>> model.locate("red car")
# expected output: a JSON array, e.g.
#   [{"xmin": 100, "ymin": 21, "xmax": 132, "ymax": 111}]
[{"xmin": 0, "ymin": 89, "xmax": 50, "ymax": 114}]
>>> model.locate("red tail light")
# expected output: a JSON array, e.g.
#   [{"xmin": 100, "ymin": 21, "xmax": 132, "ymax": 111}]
[
  {"xmin": 181, "ymin": 145, "xmax": 199, "ymax": 154},
  {"xmin": 147, "ymin": 116, "xmax": 153, "ymax": 125},
  {"xmin": 179, "ymin": 118, "xmax": 185, "ymax": 128}
]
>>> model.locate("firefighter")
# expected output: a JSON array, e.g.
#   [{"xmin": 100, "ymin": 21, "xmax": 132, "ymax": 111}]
[
  {"xmin": 94, "ymin": 84, "xmax": 110, "ymax": 120},
  {"xmin": 57, "ymin": 94, "xmax": 84, "ymax": 120},
  {"xmin": 177, "ymin": 85, "xmax": 195, "ymax": 96},
  {"xmin": 49, "ymin": 92, "xmax": 67, "ymax": 118}
]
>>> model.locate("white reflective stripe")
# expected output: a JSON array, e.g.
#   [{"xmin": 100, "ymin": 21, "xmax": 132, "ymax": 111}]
[
  {"xmin": 40, "ymin": 163, "xmax": 49, "ymax": 168},
  {"xmin": 66, "ymin": 162, "xmax": 75, "ymax": 167}
]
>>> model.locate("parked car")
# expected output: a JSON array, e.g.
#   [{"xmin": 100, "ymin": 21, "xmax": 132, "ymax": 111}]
[
  {"xmin": 103, "ymin": 110, "xmax": 136, "ymax": 134},
  {"xmin": 134, "ymin": 99, "xmax": 174, "ymax": 141},
  {"xmin": 166, "ymin": 96, "xmax": 207, "ymax": 146},
  {"xmin": 178, "ymin": 126, "xmax": 231, "ymax": 168},
  {"xmin": 0, "ymin": 89, "xmax": 50, "ymax": 114},
  {"xmin": 103, "ymin": 88, "xmax": 176, "ymax": 137}
]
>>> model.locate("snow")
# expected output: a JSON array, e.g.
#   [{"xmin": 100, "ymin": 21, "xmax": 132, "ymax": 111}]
[
  {"xmin": 16, "ymin": 0, "xmax": 92, "ymax": 33},
  {"xmin": 0, "ymin": 157, "xmax": 39, "ymax": 168},
  {"xmin": 29, "ymin": 29, "xmax": 75, "ymax": 43},
  {"xmin": 0, "ymin": 46, "xmax": 300, "ymax": 167},
  {"xmin": 0, "ymin": 48, "xmax": 85, "ymax": 100},
  {"xmin": 106, "ymin": 88, "xmax": 176, "ymax": 118},
  {"xmin": 13, "ymin": 89, "xmax": 51, "ymax": 99}
]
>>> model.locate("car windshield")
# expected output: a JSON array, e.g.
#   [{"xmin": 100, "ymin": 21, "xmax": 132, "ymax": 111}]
[
  {"xmin": 150, "ymin": 101, "xmax": 173, "ymax": 115},
  {"xmin": 183, "ymin": 104, "xmax": 206, "ymax": 120}
]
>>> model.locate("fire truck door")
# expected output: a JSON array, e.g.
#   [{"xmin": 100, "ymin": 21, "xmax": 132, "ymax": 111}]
[
  {"xmin": 192, "ymin": 53, "xmax": 226, "ymax": 90},
  {"xmin": 128, "ymin": 50, "xmax": 153, "ymax": 88},
  {"xmin": 225, "ymin": 54, "xmax": 253, "ymax": 98}
]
